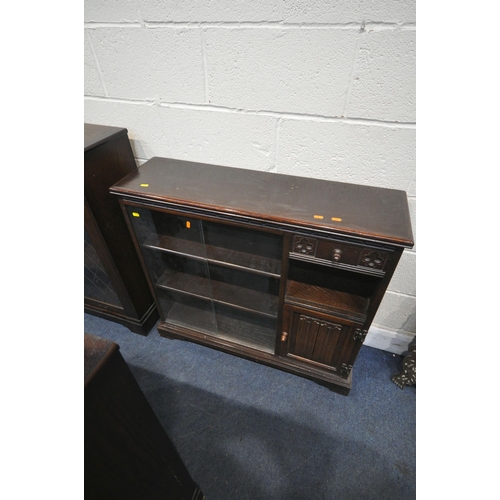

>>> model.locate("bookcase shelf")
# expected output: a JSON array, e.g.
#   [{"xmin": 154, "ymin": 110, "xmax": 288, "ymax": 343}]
[
  {"xmin": 285, "ymin": 280, "xmax": 369, "ymax": 322},
  {"xmin": 156, "ymin": 268, "xmax": 279, "ymax": 318},
  {"xmin": 163, "ymin": 302, "xmax": 277, "ymax": 355},
  {"xmin": 144, "ymin": 234, "xmax": 281, "ymax": 278}
]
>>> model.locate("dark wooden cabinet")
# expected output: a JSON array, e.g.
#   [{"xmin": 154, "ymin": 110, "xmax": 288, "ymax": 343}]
[
  {"xmin": 84, "ymin": 124, "xmax": 158, "ymax": 335},
  {"xmin": 110, "ymin": 157, "xmax": 413, "ymax": 394},
  {"xmin": 85, "ymin": 333, "xmax": 204, "ymax": 499}
]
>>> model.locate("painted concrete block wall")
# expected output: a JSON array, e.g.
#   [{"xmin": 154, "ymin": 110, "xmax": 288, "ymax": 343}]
[{"xmin": 84, "ymin": 0, "xmax": 416, "ymax": 354}]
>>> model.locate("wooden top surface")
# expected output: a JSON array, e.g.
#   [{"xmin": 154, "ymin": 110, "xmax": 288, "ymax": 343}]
[
  {"xmin": 111, "ymin": 157, "xmax": 414, "ymax": 247},
  {"xmin": 84, "ymin": 333, "xmax": 119, "ymax": 386},
  {"xmin": 84, "ymin": 123, "xmax": 127, "ymax": 152}
]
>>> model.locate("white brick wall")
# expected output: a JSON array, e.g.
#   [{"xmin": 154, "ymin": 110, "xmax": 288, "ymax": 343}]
[
  {"xmin": 282, "ymin": 0, "xmax": 416, "ymax": 24},
  {"xmin": 348, "ymin": 29, "xmax": 416, "ymax": 122},
  {"xmin": 84, "ymin": 0, "xmax": 416, "ymax": 353},
  {"xmin": 204, "ymin": 28, "xmax": 359, "ymax": 115}
]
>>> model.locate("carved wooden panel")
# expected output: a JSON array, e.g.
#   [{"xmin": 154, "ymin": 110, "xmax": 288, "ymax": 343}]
[
  {"xmin": 290, "ymin": 314, "xmax": 342, "ymax": 363},
  {"xmin": 292, "ymin": 236, "xmax": 317, "ymax": 256},
  {"xmin": 284, "ymin": 307, "xmax": 360, "ymax": 376},
  {"xmin": 358, "ymin": 248, "xmax": 388, "ymax": 270}
]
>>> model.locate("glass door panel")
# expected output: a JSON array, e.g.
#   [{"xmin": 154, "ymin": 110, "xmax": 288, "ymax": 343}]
[
  {"xmin": 203, "ymin": 221, "xmax": 282, "ymax": 353},
  {"xmin": 125, "ymin": 207, "xmax": 217, "ymax": 335},
  {"xmin": 84, "ymin": 228, "xmax": 122, "ymax": 308},
  {"xmin": 202, "ymin": 221, "xmax": 282, "ymax": 277},
  {"xmin": 125, "ymin": 206, "xmax": 284, "ymax": 353},
  {"xmin": 207, "ymin": 263, "xmax": 279, "ymax": 318},
  {"xmin": 212, "ymin": 304, "xmax": 277, "ymax": 354}
]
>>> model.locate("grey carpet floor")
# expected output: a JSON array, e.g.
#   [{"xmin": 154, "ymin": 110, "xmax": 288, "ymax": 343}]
[{"xmin": 84, "ymin": 313, "xmax": 416, "ymax": 499}]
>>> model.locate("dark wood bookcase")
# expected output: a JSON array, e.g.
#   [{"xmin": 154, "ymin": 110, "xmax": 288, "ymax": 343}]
[
  {"xmin": 110, "ymin": 157, "xmax": 413, "ymax": 394},
  {"xmin": 84, "ymin": 124, "xmax": 159, "ymax": 335}
]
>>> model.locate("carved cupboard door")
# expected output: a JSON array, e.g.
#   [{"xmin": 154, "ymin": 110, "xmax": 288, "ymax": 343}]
[{"xmin": 280, "ymin": 305, "xmax": 365, "ymax": 378}]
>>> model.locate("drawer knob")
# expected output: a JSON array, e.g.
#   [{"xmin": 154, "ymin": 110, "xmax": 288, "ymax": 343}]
[
  {"xmin": 333, "ymin": 248, "xmax": 342, "ymax": 261},
  {"xmin": 281, "ymin": 331, "xmax": 288, "ymax": 342}
]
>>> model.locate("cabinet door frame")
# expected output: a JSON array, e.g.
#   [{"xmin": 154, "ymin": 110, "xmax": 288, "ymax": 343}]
[
  {"xmin": 280, "ymin": 304, "xmax": 364, "ymax": 378},
  {"xmin": 85, "ymin": 197, "xmax": 133, "ymax": 315}
]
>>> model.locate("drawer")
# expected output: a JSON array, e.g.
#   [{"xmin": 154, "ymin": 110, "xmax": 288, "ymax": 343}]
[{"xmin": 291, "ymin": 234, "xmax": 390, "ymax": 272}]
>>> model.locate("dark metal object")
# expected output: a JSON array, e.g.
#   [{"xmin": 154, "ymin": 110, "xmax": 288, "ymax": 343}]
[{"xmin": 392, "ymin": 337, "xmax": 416, "ymax": 389}]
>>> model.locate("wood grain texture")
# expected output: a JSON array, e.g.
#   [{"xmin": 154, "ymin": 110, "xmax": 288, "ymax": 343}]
[
  {"xmin": 110, "ymin": 157, "xmax": 414, "ymax": 247},
  {"xmin": 286, "ymin": 280, "xmax": 368, "ymax": 320}
]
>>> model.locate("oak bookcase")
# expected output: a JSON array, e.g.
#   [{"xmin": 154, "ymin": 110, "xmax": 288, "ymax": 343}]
[{"xmin": 111, "ymin": 157, "xmax": 413, "ymax": 394}]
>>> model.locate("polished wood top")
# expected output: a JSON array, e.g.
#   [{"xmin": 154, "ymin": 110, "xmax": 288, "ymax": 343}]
[
  {"xmin": 84, "ymin": 123, "xmax": 127, "ymax": 152},
  {"xmin": 111, "ymin": 157, "xmax": 414, "ymax": 247},
  {"xmin": 84, "ymin": 333, "xmax": 119, "ymax": 387}
]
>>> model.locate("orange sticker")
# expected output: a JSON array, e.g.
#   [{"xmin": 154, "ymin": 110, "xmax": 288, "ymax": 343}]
[
  {"xmin": 313, "ymin": 215, "xmax": 324, "ymax": 220},
  {"xmin": 186, "ymin": 221, "xmax": 191, "ymax": 229},
  {"xmin": 331, "ymin": 217, "xmax": 342, "ymax": 222}
]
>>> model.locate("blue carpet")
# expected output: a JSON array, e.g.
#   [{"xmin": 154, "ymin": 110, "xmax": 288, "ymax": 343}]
[{"xmin": 84, "ymin": 313, "xmax": 415, "ymax": 499}]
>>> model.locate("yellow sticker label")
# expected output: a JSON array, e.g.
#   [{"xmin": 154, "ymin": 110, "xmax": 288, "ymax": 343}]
[
  {"xmin": 140, "ymin": 183, "xmax": 149, "ymax": 187},
  {"xmin": 331, "ymin": 217, "xmax": 342, "ymax": 222},
  {"xmin": 186, "ymin": 221, "xmax": 191, "ymax": 229},
  {"xmin": 132, "ymin": 212, "xmax": 140, "ymax": 217},
  {"xmin": 313, "ymin": 215, "xmax": 324, "ymax": 220}
]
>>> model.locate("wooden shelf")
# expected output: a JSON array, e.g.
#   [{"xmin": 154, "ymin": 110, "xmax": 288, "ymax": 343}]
[
  {"xmin": 163, "ymin": 301, "xmax": 218, "ymax": 336},
  {"xmin": 164, "ymin": 302, "xmax": 277, "ymax": 354},
  {"xmin": 214, "ymin": 305, "xmax": 277, "ymax": 353},
  {"xmin": 144, "ymin": 234, "xmax": 281, "ymax": 277},
  {"xmin": 156, "ymin": 269, "xmax": 279, "ymax": 318},
  {"xmin": 285, "ymin": 280, "xmax": 369, "ymax": 321}
]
